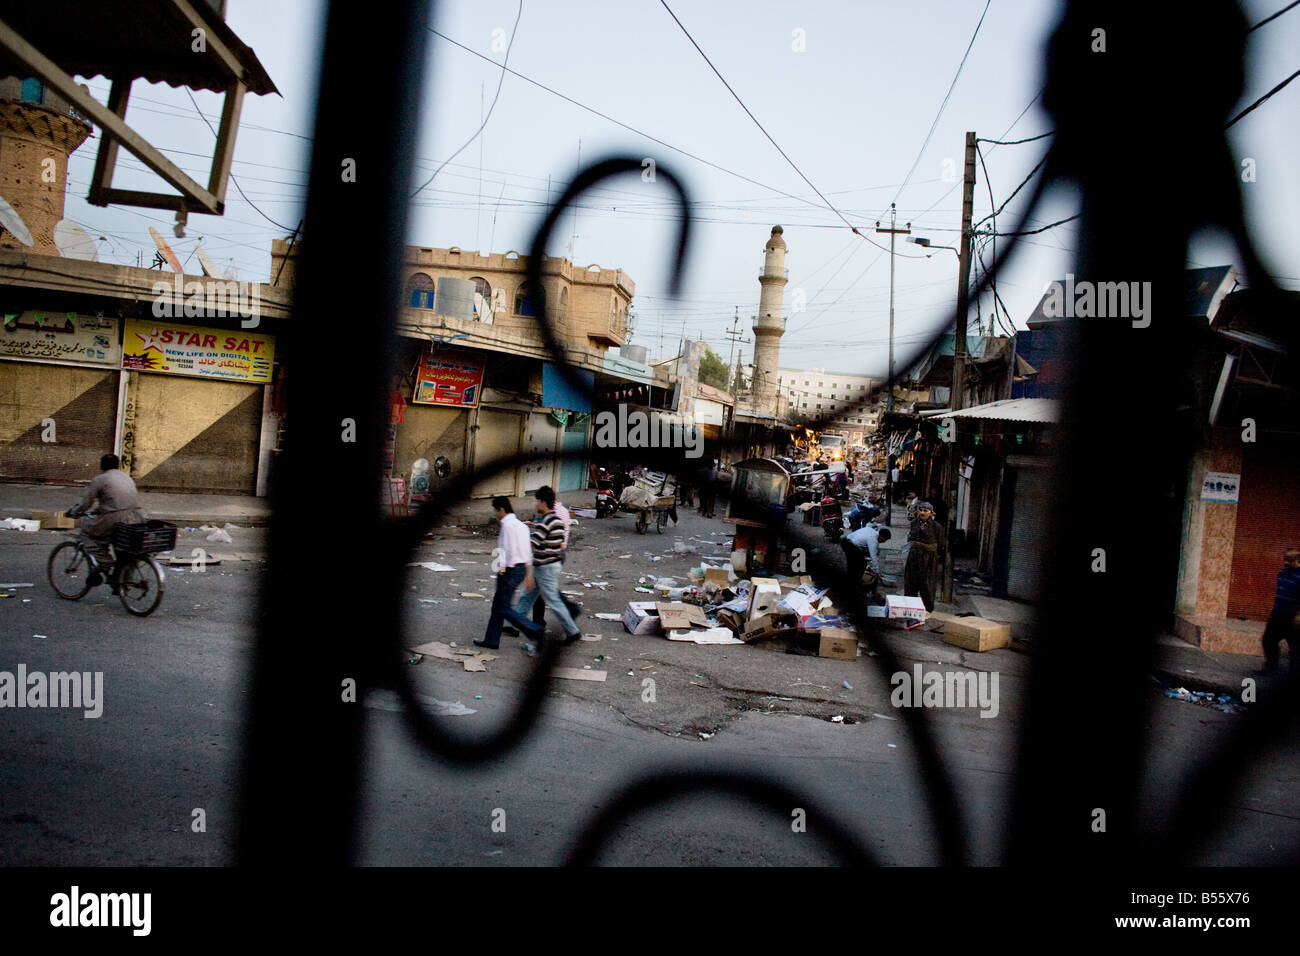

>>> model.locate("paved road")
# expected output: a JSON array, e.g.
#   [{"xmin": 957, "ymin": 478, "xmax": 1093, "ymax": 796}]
[{"xmin": 1, "ymin": 508, "xmax": 1295, "ymax": 865}]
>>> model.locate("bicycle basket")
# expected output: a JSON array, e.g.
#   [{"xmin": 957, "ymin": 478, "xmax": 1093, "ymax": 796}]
[{"xmin": 112, "ymin": 520, "xmax": 178, "ymax": 554}]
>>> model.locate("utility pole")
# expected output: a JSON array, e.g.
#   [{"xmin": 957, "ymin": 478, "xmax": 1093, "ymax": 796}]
[
  {"xmin": 876, "ymin": 203, "xmax": 910, "ymax": 524},
  {"xmin": 724, "ymin": 306, "xmax": 750, "ymax": 396},
  {"xmin": 941, "ymin": 131, "xmax": 978, "ymax": 604}
]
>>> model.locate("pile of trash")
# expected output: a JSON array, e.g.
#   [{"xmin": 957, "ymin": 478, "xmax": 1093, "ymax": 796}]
[
  {"xmin": 1153, "ymin": 677, "xmax": 1247, "ymax": 715},
  {"xmin": 617, "ymin": 567, "xmax": 920, "ymax": 660}
]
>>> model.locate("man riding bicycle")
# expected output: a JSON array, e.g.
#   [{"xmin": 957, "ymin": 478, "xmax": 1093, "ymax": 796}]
[{"xmin": 70, "ymin": 454, "xmax": 147, "ymax": 563}]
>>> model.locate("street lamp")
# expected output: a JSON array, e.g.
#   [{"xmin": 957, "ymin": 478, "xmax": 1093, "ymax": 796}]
[{"xmin": 907, "ymin": 236, "xmax": 959, "ymax": 258}]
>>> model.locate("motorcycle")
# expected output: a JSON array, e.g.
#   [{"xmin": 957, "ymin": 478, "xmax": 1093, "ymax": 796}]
[{"xmin": 593, "ymin": 467, "xmax": 631, "ymax": 519}]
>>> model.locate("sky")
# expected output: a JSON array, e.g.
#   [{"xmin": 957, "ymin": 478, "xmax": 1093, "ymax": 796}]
[{"xmin": 57, "ymin": 0, "xmax": 1300, "ymax": 379}]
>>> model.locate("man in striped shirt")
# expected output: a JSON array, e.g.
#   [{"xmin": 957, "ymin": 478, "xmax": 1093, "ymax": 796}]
[{"xmin": 512, "ymin": 485, "xmax": 582, "ymax": 644}]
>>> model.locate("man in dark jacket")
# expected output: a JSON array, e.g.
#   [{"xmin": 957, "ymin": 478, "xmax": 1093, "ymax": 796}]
[
  {"xmin": 903, "ymin": 500, "xmax": 943, "ymax": 612},
  {"xmin": 1262, "ymin": 548, "xmax": 1300, "ymax": 673}
]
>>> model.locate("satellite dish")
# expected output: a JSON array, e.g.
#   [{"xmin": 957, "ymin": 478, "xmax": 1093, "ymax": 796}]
[
  {"xmin": 473, "ymin": 292, "xmax": 493, "ymax": 325},
  {"xmin": 195, "ymin": 245, "xmax": 222, "ymax": 278},
  {"xmin": 53, "ymin": 220, "xmax": 98, "ymax": 261},
  {"xmin": 148, "ymin": 226, "xmax": 184, "ymax": 273},
  {"xmin": 0, "ymin": 195, "xmax": 34, "ymax": 247}
]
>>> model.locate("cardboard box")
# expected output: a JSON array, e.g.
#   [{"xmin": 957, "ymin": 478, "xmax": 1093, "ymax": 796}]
[
  {"xmin": 50, "ymin": 511, "xmax": 77, "ymax": 530},
  {"xmin": 742, "ymin": 612, "xmax": 798, "ymax": 643},
  {"xmin": 817, "ymin": 627, "xmax": 858, "ymax": 660},
  {"xmin": 884, "ymin": 595, "xmax": 928, "ymax": 627},
  {"xmin": 779, "ymin": 575, "xmax": 813, "ymax": 592},
  {"xmin": 655, "ymin": 602, "xmax": 709, "ymax": 631},
  {"xmin": 941, "ymin": 616, "xmax": 1011, "ymax": 652},
  {"xmin": 704, "ymin": 566, "xmax": 731, "ymax": 587},
  {"xmin": 748, "ymin": 577, "xmax": 783, "ymax": 619},
  {"xmin": 622, "ymin": 601, "xmax": 662, "ymax": 635},
  {"xmin": 716, "ymin": 608, "xmax": 746, "ymax": 633}
]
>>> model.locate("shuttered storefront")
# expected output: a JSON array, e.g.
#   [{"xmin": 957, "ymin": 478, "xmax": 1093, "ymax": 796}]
[
  {"xmin": 1004, "ymin": 456, "xmax": 1052, "ymax": 602},
  {"xmin": 127, "ymin": 374, "xmax": 264, "ymax": 494},
  {"xmin": 0, "ymin": 361, "xmax": 119, "ymax": 483},
  {"xmin": 471, "ymin": 407, "xmax": 522, "ymax": 498},
  {"xmin": 1227, "ymin": 440, "xmax": 1300, "ymax": 620}
]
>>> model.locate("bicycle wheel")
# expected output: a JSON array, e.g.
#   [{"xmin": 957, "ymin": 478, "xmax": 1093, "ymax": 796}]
[
  {"xmin": 118, "ymin": 556, "xmax": 164, "ymax": 616},
  {"xmin": 655, "ymin": 511, "xmax": 666, "ymax": 533},
  {"xmin": 48, "ymin": 541, "xmax": 92, "ymax": 599},
  {"xmin": 635, "ymin": 511, "xmax": 648, "ymax": 534}
]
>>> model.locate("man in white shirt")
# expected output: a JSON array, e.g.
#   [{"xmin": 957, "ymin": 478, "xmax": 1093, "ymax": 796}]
[{"xmin": 474, "ymin": 497, "xmax": 546, "ymax": 649}]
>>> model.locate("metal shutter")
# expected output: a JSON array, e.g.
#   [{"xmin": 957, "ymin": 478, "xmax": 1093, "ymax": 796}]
[
  {"xmin": 1227, "ymin": 440, "xmax": 1300, "ymax": 620},
  {"xmin": 1006, "ymin": 459, "xmax": 1052, "ymax": 602}
]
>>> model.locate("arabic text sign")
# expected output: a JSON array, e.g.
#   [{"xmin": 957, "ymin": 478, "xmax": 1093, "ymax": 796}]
[
  {"xmin": 1201, "ymin": 471, "xmax": 1240, "ymax": 504},
  {"xmin": 121, "ymin": 319, "xmax": 275, "ymax": 383},
  {"xmin": 1, "ymin": 312, "xmax": 120, "ymax": 366},
  {"xmin": 413, "ymin": 349, "xmax": 483, "ymax": 407}
]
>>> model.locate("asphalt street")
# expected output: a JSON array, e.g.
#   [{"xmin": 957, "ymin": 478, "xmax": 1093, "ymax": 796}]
[{"xmin": 1, "ymin": 506, "xmax": 1296, "ymax": 865}]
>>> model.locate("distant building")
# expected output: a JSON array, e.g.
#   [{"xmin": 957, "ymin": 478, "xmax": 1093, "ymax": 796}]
[{"xmin": 775, "ymin": 366, "xmax": 878, "ymax": 437}]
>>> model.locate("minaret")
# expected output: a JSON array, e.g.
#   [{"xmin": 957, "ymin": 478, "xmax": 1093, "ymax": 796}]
[
  {"xmin": 0, "ymin": 78, "xmax": 92, "ymax": 255},
  {"xmin": 751, "ymin": 225, "xmax": 787, "ymax": 415}
]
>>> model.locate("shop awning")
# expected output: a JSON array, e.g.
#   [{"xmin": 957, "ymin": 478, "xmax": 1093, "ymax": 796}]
[{"xmin": 921, "ymin": 398, "xmax": 1059, "ymax": 423}]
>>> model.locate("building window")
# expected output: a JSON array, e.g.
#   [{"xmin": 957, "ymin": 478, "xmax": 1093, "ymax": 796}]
[
  {"xmin": 406, "ymin": 272, "xmax": 435, "ymax": 309},
  {"xmin": 804, "ymin": 380, "xmax": 809, "ymax": 386},
  {"xmin": 817, "ymin": 393, "xmax": 822, "ymax": 399},
  {"xmin": 559, "ymin": 286, "xmax": 568, "ymax": 319},
  {"xmin": 514, "ymin": 282, "xmax": 544, "ymax": 317},
  {"xmin": 831, "ymin": 383, "xmax": 837, "ymax": 389}
]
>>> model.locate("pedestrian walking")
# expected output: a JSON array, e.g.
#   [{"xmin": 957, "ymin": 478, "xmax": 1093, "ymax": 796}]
[
  {"xmin": 473, "ymin": 497, "xmax": 545, "ymax": 650},
  {"xmin": 698, "ymin": 459, "xmax": 719, "ymax": 518},
  {"xmin": 903, "ymin": 500, "xmax": 942, "ymax": 612},
  {"xmin": 512, "ymin": 486, "xmax": 584, "ymax": 646},
  {"xmin": 1262, "ymin": 548, "xmax": 1300, "ymax": 673},
  {"xmin": 527, "ymin": 491, "xmax": 581, "ymax": 630}
]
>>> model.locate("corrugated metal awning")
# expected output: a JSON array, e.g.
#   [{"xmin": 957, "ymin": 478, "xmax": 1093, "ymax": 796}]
[{"xmin": 921, "ymin": 398, "xmax": 1059, "ymax": 423}]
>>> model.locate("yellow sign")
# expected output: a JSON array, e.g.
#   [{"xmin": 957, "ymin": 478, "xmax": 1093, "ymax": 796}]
[{"xmin": 121, "ymin": 319, "xmax": 274, "ymax": 383}]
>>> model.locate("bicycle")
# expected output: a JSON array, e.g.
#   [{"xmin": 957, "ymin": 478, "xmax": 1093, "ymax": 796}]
[{"xmin": 46, "ymin": 508, "xmax": 174, "ymax": 616}]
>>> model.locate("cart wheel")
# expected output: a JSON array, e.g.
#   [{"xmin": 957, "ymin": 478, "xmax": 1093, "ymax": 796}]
[
  {"xmin": 635, "ymin": 512, "xmax": 648, "ymax": 534},
  {"xmin": 656, "ymin": 511, "xmax": 666, "ymax": 533}
]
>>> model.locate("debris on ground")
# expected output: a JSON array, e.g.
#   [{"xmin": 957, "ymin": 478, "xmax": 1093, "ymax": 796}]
[
  {"xmin": 408, "ymin": 640, "xmax": 496, "ymax": 672},
  {"xmin": 206, "ymin": 529, "xmax": 233, "ymax": 544},
  {"xmin": 408, "ymin": 561, "xmax": 457, "ymax": 572},
  {"xmin": 553, "ymin": 667, "xmax": 607, "ymax": 682}
]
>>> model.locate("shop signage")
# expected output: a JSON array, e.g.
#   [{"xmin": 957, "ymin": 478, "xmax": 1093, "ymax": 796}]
[
  {"xmin": 413, "ymin": 348, "xmax": 483, "ymax": 407},
  {"xmin": 120, "ymin": 319, "xmax": 274, "ymax": 383},
  {"xmin": 1, "ymin": 312, "xmax": 119, "ymax": 366},
  {"xmin": 1200, "ymin": 471, "xmax": 1240, "ymax": 505}
]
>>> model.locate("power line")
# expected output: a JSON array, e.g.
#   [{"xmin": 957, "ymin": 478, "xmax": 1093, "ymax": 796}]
[
  {"xmin": 1249, "ymin": 0, "xmax": 1300, "ymax": 32},
  {"xmin": 1225, "ymin": 65, "xmax": 1300, "ymax": 128},
  {"xmin": 412, "ymin": 0, "xmax": 523, "ymax": 197},
  {"xmin": 976, "ymin": 131, "xmax": 1053, "ymax": 145},
  {"xmin": 990, "ymin": 214, "xmax": 1079, "ymax": 236},
  {"xmin": 657, "ymin": 0, "xmax": 911, "ymax": 257},
  {"xmin": 889, "ymin": 0, "xmax": 992, "ymax": 207},
  {"xmin": 974, "ymin": 152, "xmax": 1047, "ymax": 228},
  {"xmin": 183, "ymin": 88, "xmax": 296, "ymax": 232}
]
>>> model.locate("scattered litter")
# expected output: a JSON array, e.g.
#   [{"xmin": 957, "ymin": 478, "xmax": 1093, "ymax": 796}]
[
  {"xmin": 474, "ymin": 695, "xmax": 482, "ymax": 700},
  {"xmin": 418, "ymin": 598, "xmax": 441, "ymax": 604},
  {"xmin": 206, "ymin": 529, "xmax": 233, "ymax": 544},
  {"xmin": 667, "ymin": 628, "xmax": 743, "ymax": 645},
  {"xmin": 594, "ymin": 613, "xmax": 622, "ymax": 621},
  {"xmin": 409, "ymin": 654, "xmax": 423, "ymax": 665},
  {"xmin": 627, "ymin": 670, "xmax": 634, "ymax": 676},
  {"xmin": 583, "ymin": 581, "xmax": 610, "ymax": 590},
  {"xmin": 364, "ymin": 689, "xmax": 476, "ymax": 716},
  {"xmin": 460, "ymin": 592, "xmax": 485, "ymax": 599},
  {"xmin": 553, "ymin": 667, "xmax": 606, "ymax": 682},
  {"xmin": 408, "ymin": 640, "xmax": 497, "ymax": 672},
  {"xmin": 672, "ymin": 541, "xmax": 696, "ymax": 553},
  {"xmin": 33, "ymin": 634, "xmax": 47, "ymax": 639},
  {"xmin": 635, "ymin": 587, "xmax": 653, "ymax": 593},
  {"xmin": 0, "ymin": 583, "xmax": 34, "ymax": 589},
  {"xmin": 698, "ymin": 732, "xmax": 713, "ymax": 740},
  {"xmin": 223, "ymin": 523, "xmax": 242, "ymax": 530},
  {"xmin": 887, "ymin": 743, "xmax": 897, "ymax": 748},
  {"xmin": 571, "ymin": 508, "xmax": 597, "ymax": 518},
  {"xmin": 594, "ymin": 655, "xmax": 605, "ymax": 662},
  {"xmin": 872, "ymin": 713, "xmax": 897, "ymax": 720},
  {"xmin": 830, "ymin": 715, "xmax": 845, "ymax": 723},
  {"xmin": 639, "ymin": 665, "xmax": 654, "ymax": 671},
  {"xmin": 842, "ymin": 681, "xmax": 853, "ymax": 690},
  {"xmin": 408, "ymin": 561, "xmax": 457, "ymax": 572},
  {"xmin": 0, "ymin": 519, "xmax": 39, "ymax": 531},
  {"xmin": 618, "ymin": 554, "xmax": 632, "ymax": 559},
  {"xmin": 580, "ymin": 634, "xmax": 602, "ymax": 642},
  {"xmin": 689, "ymin": 681, "xmax": 706, "ymax": 687}
]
